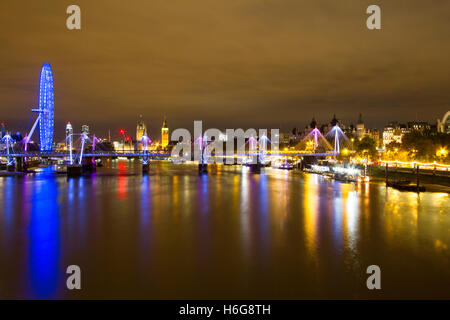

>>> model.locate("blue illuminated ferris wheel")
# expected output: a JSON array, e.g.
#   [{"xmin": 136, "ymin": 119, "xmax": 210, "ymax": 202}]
[{"xmin": 25, "ymin": 63, "xmax": 54, "ymax": 151}]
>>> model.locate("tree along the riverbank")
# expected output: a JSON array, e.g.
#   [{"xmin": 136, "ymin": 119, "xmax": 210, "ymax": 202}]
[{"xmin": 386, "ymin": 131, "xmax": 449, "ymax": 163}]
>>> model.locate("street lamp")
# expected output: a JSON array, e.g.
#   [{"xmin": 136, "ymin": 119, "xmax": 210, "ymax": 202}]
[{"xmin": 436, "ymin": 147, "xmax": 448, "ymax": 158}]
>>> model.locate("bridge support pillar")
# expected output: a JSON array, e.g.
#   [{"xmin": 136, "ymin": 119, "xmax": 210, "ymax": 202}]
[
  {"xmin": 250, "ymin": 164, "xmax": 261, "ymax": 173},
  {"xmin": 16, "ymin": 157, "xmax": 28, "ymax": 172},
  {"xmin": 67, "ymin": 164, "xmax": 83, "ymax": 177},
  {"xmin": 7, "ymin": 163, "xmax": 15, "ymax": 172},
  {"xmin": 82, "ymin": 157, "xmax": 96, "ymax": 173},
  {"xmin": 198, "ymin": 163, "xmax": 208, "ymax": 174},
  {"xmin": 142, "ymin": 163, "xmax": 150, "ymax": 174},
  {"xmin": 250, "ymin": 155, "xmax": 262, "ymax": 173}
]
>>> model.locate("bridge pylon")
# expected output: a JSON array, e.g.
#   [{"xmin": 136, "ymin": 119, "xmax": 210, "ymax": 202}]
[
  {"xmin": 1, "ymin": 133, "xmax": 14, "ymax": 168},
  {"xmin": 250, "ymin": 154, "xmax": 262, "ymax": 173},
  {"xmin": 67, "ymin": 164, "xmax": 83, "ymax": 177},
  {"xmin": 137, "ymin": 134, "xmax": 152, "ymax": 174},
  {"xmin": 197, "ymin": 136, "xmax": 208, "ymax": 174}
]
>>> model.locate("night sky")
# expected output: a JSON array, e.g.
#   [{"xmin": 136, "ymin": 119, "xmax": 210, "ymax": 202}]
[{"xmin": 1, "ymin": 0, "xmax": 449, "ymax": 141}]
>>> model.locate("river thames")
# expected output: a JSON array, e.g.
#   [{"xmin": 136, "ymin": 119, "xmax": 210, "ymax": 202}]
[{"xmin": 0, "ymin": 160, "xmax": 449, "ymax": 299}]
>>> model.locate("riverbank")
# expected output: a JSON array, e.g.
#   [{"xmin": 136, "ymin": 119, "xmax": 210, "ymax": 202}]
[
  {"xmin": 369, "ymin": 176, "xmax": 450, "ymax": 193},
  {"xmin": 368, "ymin": 165, "xmax": 450, "ymax": 193}
]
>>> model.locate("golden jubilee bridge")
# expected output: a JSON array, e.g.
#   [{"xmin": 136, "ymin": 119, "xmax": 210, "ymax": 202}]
[
  {"xmin": 0, "ymin": 150, "xmax": 336, "ymax": 158},
  {"xmin": 0, "ymin": 130, "xmax": 339, "ymax": 176}
]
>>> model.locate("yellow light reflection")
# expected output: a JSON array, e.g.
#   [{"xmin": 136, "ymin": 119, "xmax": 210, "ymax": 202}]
[
  {"xmin": 303, "ymin": 174, "xmax": 319, "ymax": 262},
  {"xmin": 172, "ymin": 175, "xmax": 179, "ymax": 216}
]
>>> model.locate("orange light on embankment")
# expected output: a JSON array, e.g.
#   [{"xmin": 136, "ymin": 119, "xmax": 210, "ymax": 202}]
[
  {"xmin": 381, "ymin": 160, "xmax": 450, "ymax": 171},
  {"xmin": 437, "ymin": 148, "xmax": 448, "ymax": 157}
]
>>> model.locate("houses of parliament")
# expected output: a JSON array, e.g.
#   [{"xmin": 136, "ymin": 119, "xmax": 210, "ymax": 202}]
[{"xmin": 136, "ymin": 115, "xmax": 169, "ymax": 149}]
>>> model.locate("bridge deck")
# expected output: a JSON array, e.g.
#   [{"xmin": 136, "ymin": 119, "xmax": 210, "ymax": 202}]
[{"xmin": 0, "ymin": 151, "xmax": 336, "ymax": 158}]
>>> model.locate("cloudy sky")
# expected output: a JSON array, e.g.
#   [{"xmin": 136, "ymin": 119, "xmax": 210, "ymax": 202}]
[{"xmin": 0, "ymin": 0, "xmax": 449, "ymax": 141}]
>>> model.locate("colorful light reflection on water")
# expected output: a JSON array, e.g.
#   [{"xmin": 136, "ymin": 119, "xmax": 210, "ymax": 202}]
[{"xmin": 0, "ymin": 160, "xmax": 449, "ymax": 299}]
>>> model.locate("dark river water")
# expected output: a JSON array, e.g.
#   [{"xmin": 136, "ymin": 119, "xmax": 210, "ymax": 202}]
[{"xmin": 0, "ymin": 160, "xmax": 449, "ymax": 299}]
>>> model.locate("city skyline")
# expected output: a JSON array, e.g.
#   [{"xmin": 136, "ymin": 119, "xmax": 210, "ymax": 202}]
[{"xmin": 0, "ymin": 108, "xmax": 446, "ymax": 144}]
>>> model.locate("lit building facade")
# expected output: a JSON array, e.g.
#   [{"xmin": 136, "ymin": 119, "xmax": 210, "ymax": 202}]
[
  {"xmin": 383, "ymin": 122, "xmax": 408, "ymax": 147},
  {"xmin": 136, "ymin": 116, "xmax": 147, "ymax": 141},
  {"xmin": 356, "ymin": 113, "xmax": 366, "ymax": 138},
  {"xmin": 113, "ymin": 140, "xmax": 134, "ymax": 152},
  {"xmin": 407, "ymin": 121, "xmax": 431, "ymax": 132},
  {"xmin": 367, "ymin": 129, "xmax": 381, "ymax": 147},
  {"xmin": 55, "ymin": 142, "xmax": 66, "ymax": 151},
  {"xmin": 279, "ymin": 132, "xmax": 291, "ymax": 145}
]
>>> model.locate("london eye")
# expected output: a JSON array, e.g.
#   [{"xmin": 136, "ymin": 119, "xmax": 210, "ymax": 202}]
[{"xmin": 25, "ymin": 63, "xmax": 55, "ymax": 151}]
